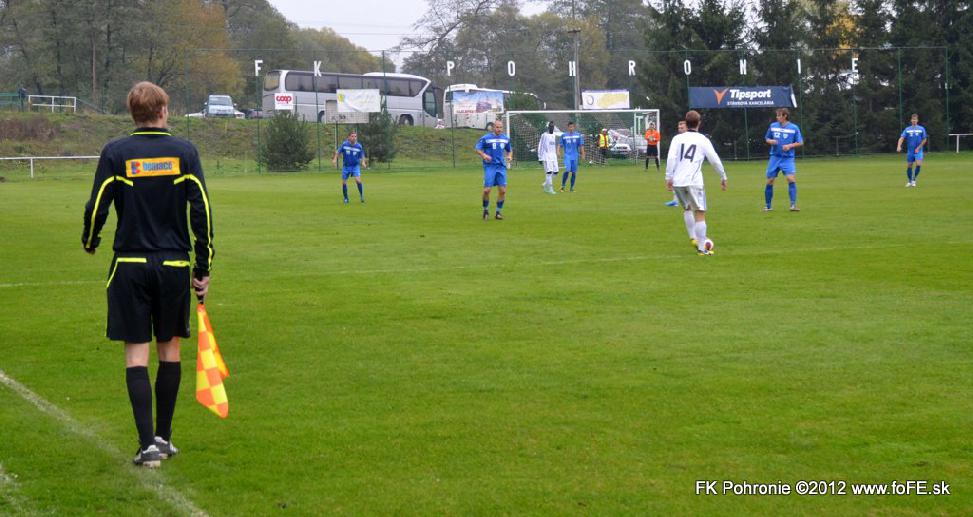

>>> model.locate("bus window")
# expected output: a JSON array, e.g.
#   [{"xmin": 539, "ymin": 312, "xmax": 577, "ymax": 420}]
[
  {"xmin": 319, "ymin": 74, "xmax": 338, "ymax": 93},
  {"xmin": 339, "ymin": 76, "xmax": 363, "ymax": 89},
  {"xmin": 409, "ymin": 80, "xmax": 425, "ymax": 97},
  {"xmin": 363, "ymin": 77, "xmax": 384, "ymax": 90},
  {"xmin": 386, "ymin": 78, "xmax": 411, "ymax": 96},
  {"xmin": 423, "ymin": 90, "xmax": 437, "ymax": 116},
  {"xmin": 264, "ymin": 72, "xmax": 280, "ymax": 92}
]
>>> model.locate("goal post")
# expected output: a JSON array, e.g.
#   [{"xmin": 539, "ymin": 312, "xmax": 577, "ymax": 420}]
[{"xmin": 505, "ymin": 109, "xmax": 660, "ymax": 166}]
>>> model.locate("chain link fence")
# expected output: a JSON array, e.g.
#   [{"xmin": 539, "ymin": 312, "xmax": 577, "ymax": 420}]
[{"xmin": 0, "ymin": 45, "xmax": 959, "ymax": 180}]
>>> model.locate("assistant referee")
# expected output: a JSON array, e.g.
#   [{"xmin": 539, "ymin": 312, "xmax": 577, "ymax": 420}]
[{"xmin": 82, "ymin": 81, "xmax": 213, "ymax": 468}]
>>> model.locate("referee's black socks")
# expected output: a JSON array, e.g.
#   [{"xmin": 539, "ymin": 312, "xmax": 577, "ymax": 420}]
[
  {"xmin": 126, "ymin": 366, "xmax": 154, "ymax": 449},
  {"xmin": 155, "ymin": 361, "xmax": 181, "ymax": 442}
]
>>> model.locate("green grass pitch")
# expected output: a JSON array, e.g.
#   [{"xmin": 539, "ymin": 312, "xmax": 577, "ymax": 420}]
[{"xmin": 0, "ymin": 154, "xmax": 971, "ymax": 515}]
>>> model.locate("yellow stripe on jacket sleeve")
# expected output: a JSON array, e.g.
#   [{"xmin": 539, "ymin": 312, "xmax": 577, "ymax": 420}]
[
  {"xmin": 180, "ymin": 174, "xmax": 213, "ymax": 270},
  {"xmin": 86, "ymin": 176, "xmax": 115, "ymax": 248}
]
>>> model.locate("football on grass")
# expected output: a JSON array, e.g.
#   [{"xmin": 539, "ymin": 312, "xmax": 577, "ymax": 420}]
[{"xmin": 704, "ymin": 238, "xmax": 714, "ymax": 251}]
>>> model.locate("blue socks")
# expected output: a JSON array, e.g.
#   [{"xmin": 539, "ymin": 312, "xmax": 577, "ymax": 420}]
[
  {"xmin": 907, "ymin": 167, "xmax": 913, "ymax": 181},
  {"xmin": 497, "ymin": 200, "xmax": 504, "ymax": 212},
  {"xmin": 561, "ymin": 172, "xmax": 568, "ymax": 188},
  {"xmin": 570, "ymin": 172, "xmax": 576, "ymax": 189},
  {"xmin": 342, "ymin": 184, "xmax": 348, "ymax": 200},
  {"xmin": 764, "ymin": 184, "xmax": 774, "ymax": 208},
  {"xmin": 788, "ymin": 182, "xmax": 797, "ymax": 205},
  {"xmin": 357, "ymin": 182, "xmax": 363, "ymax": 200},
  {"xmin": 914, "ymin": 166, "xmax": 921, "ymax": 179},
  {"xmin": 482, "ymin": 198, "xmax": 489, "ymax": 209}
]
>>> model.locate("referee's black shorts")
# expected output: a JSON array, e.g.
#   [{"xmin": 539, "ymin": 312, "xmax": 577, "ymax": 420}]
[
  {"xmin": 646, "ymin": 145, "xmax": 659, "ymax": 157},
  {"xmin": 106, "ymin": 251, "xmax": 192, "ymax": 343}
]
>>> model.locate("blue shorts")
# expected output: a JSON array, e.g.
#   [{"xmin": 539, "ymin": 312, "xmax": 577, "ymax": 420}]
[
  {"xmin": 564, "ymin": 157, "xmax": 578, "ymax": 173},
  {"xmin": 766, "ymin": 156, "xmax": 797, "ymax": 177},
  {"xmin": 483, "ymin": 164, "xmax": 507, "ymax": 188},
  {"xmin": 907, "ymin": 150, "xmax": 924, "ymax": 163},
  {"xmin": 342, "ymin": 166, "xmax": 361, "ymax": 180}
]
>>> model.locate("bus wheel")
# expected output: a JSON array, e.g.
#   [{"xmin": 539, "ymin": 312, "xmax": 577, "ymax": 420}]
[
  {"xmin": 318, "ymin": 111, "xmax": 326, "ymax": 123},
  {"xmin": 399, "ymin": 115, "xmax": 414, "ymax": 126}
]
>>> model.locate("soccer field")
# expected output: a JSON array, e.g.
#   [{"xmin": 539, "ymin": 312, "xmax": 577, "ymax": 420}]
[{"xmin": 1, "ymin": 154, "xmax": 971, "ymax": 515}]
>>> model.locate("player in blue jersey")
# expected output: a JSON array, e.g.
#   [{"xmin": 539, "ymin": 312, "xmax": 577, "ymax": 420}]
[
  {"xmin": 332, "ymin": 131, "xmax": 367, "ymax": 204},
  {"xmin": 475, "ymin": 120, "xmax": 513, "ymax": 220},
  {"xmin": 897, "ymin": 113, "xmax": 928, "ymax": 187},
  {"xmin": 763, "ymin": 108, "xmax": 803, "ymax": 212},
  {"xmin": 559, "ymin": 121, "xmax": 586, "ymax": 192}
]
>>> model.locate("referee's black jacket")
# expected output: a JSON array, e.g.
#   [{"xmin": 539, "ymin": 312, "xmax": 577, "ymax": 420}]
[{"xmin": 82, "ymin": 128, "xmax": 213, "ymax": 277}]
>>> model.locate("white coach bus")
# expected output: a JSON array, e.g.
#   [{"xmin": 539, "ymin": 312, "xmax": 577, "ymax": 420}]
[
  {"xmin": 263, "ymin": 70, "xmax": 442, "ymax": 126},
  {"xmin": 443, "ymin": 84, "xmax": 544, "ymax": 129}
]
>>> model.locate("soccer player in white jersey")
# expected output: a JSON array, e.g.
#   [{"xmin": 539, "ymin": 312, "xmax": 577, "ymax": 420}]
[
  {"xmin": 538, "ymin": 121, "xmax": 559, "ymax": 194},
  {"xmin": 664, "ymin": 120, "xmax": 688, "ymax": 207},
  {"xmin": 665, "ymin": 110, "xmax": 727, "ymax": 256}
]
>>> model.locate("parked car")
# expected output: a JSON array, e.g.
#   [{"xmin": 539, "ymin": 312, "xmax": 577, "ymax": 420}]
[
  {"xmin": 187, "ymin": 95, "xmax": 244, "ymax": 119},
  {"xmin": 242, "ymin": 108, "xmax": 265, "ymax": 119}
]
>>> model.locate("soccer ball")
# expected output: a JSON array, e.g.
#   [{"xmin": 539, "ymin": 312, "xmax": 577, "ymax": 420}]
[{"xmin": 704, "ymin": 238, "xmax": 714, "ymax": 251}]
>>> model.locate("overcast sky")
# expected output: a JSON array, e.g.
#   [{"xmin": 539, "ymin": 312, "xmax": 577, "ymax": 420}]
[{"xmin": 268, "ymin": 0, "xmax": 548, "ymax": 53}]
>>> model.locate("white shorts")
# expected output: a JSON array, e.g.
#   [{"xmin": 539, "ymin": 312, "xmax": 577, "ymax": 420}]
[
  {"xmin": 673, "ymin": 186, "xmax": 707, "ymax": 211},
  {"xmin": 543, "ymin": 158, "xmax": 559, "ymax": 173}
]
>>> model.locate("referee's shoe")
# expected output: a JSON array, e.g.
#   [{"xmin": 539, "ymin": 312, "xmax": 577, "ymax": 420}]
[
  {"xmin": 133, "ymin": 444, "xmax": 161, "ymax": 468},
  {"xmin": 155, "ymin": 437, "xmax": 179, "ymax": 459}
]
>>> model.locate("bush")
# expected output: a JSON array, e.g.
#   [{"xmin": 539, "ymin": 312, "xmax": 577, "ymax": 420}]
[
  {"xmin": 359, "ymin": 109, "xmax": 397, "ymax": 163},
  {"xmin": 257, "ymin": 111, "xmax": 314, "ymax": 171}
]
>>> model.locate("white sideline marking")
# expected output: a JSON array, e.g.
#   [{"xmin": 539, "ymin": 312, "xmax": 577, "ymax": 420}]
[
  {"xmin": 0, "ymin": 462, "xmax": 30, "ymax": 515},
  {"xmin": 0, "ymin": 369, "xmax": 207, "ymax": 516}
]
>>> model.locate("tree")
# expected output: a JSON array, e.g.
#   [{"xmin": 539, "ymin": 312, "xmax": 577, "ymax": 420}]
[
  {"xmin": 360, "ymin": 107, "xmax": 398, "ymax": 163},
  {"xmin": 258, "ymin": 111, "xmax": 314, "ymax": 171}
]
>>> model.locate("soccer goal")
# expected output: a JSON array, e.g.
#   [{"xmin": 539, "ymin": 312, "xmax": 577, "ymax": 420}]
[{"xmin": 505, "ymin": 109, "xmax": 660, "ymax": 166}]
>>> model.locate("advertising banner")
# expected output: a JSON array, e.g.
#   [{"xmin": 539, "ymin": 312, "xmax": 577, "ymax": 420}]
[
  {"xmin": 337, "ymin": 89, "xmax": 381, "ymax": 113},
  {"xmin": 451, "ymin": 90, "xmax": 505, "ymax": 114},
  {"xmin": 689, "ymin": 86, "xmax": 797, "ymax": 108},
  {"xmin": 582, "ymin": 90, "xmax": 630, "ymax": 110},
  {"xmin": 273, "ymin": 93, "xmax": 295, "ymax": 111}
]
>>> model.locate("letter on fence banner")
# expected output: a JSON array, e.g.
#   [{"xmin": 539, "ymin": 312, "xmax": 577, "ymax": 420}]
[
  {"xmin": 253, "ymin": 59, "xmax": 263, "ymax": 77},
  {"xmin": 313, "ymin": 61, "xmax": 322, "ymax": 77},
  {"xmin": 852, "ymin": 57, "xmax": 859, "ymax": 75},
  {"xmin": 684, "ymin": 60, "xmax": 692, "ymax": 76},
  {"xmin": 508, "ymin": 61, "xmax": 516, "ymax": 77},
  {"xmin": 569, "ymin": 61, "xmax": 576, "ymax": 77},
  {"xmin": 739, "ymin": 59, "xmax": 747, "ymax": 75},
  {"xmin": 446, "ymin": 60, "xmax": 455, "ymax": 76},
  {"xmin": 628, "ymin": 60, "xmax": 636, "ymax": 76},
  {"xmin": 797, "ymin": 58, "xmax": 802, "ymax": 75}
]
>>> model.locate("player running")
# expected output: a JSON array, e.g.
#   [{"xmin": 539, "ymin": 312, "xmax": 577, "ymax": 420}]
[
  {"xmin": 665, "ymin": 120, "xmax": 687, "ymax": 207},
  {"xmin": 332, "ymin": 131, "xmax": 367, "ymax": 204},
  {"xmin": 538, "ymin": 121, "xmax": 559, "ymax": 194},
  {"xmin": 897, "ymin": 113, "xmax": 928, "ymax": 187},
  {"xmin": 559, "ymin": 121, "xmax": 585, "ymax": 192},
  {"xmin": 665, "ymin": 110, "xmax": 727, "ymax": 256},
  {"xmin": 764, "ymin": 108, "xmax": 803, "ymax": 212},
  {"xmin": 475, "ymin": 120, "xmax": 513, "ymax": 220}
]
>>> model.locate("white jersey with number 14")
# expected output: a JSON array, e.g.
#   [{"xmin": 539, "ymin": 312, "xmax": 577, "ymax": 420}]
[{"xmin": 665, "ymin": 130, "xmax": 726, "ymax": 188}]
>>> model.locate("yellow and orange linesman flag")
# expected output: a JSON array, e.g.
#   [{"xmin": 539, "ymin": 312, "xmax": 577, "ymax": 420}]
[{"xmin": 196, "ymin": 303, "xmax": 229, "ymax": 418}]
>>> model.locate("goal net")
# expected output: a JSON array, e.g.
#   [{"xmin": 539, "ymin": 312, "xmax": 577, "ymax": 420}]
[{"xmin": 504, "ymin": 109, "xmax": 660, "ymax": 166}]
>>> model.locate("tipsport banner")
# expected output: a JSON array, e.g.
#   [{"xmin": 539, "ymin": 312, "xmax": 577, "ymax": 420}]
[{"xmin": 689, "ymin": 86, "xmax": 797, "ymax": 109}]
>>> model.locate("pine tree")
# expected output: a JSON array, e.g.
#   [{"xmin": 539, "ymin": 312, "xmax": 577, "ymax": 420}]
[
  {"xmin": 257, "ymin": 111, "xmax": 314, "ymax": 171},
  {"xmin": 360, "ymin": 108, "xmax": 397, "ymax": 163}
]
